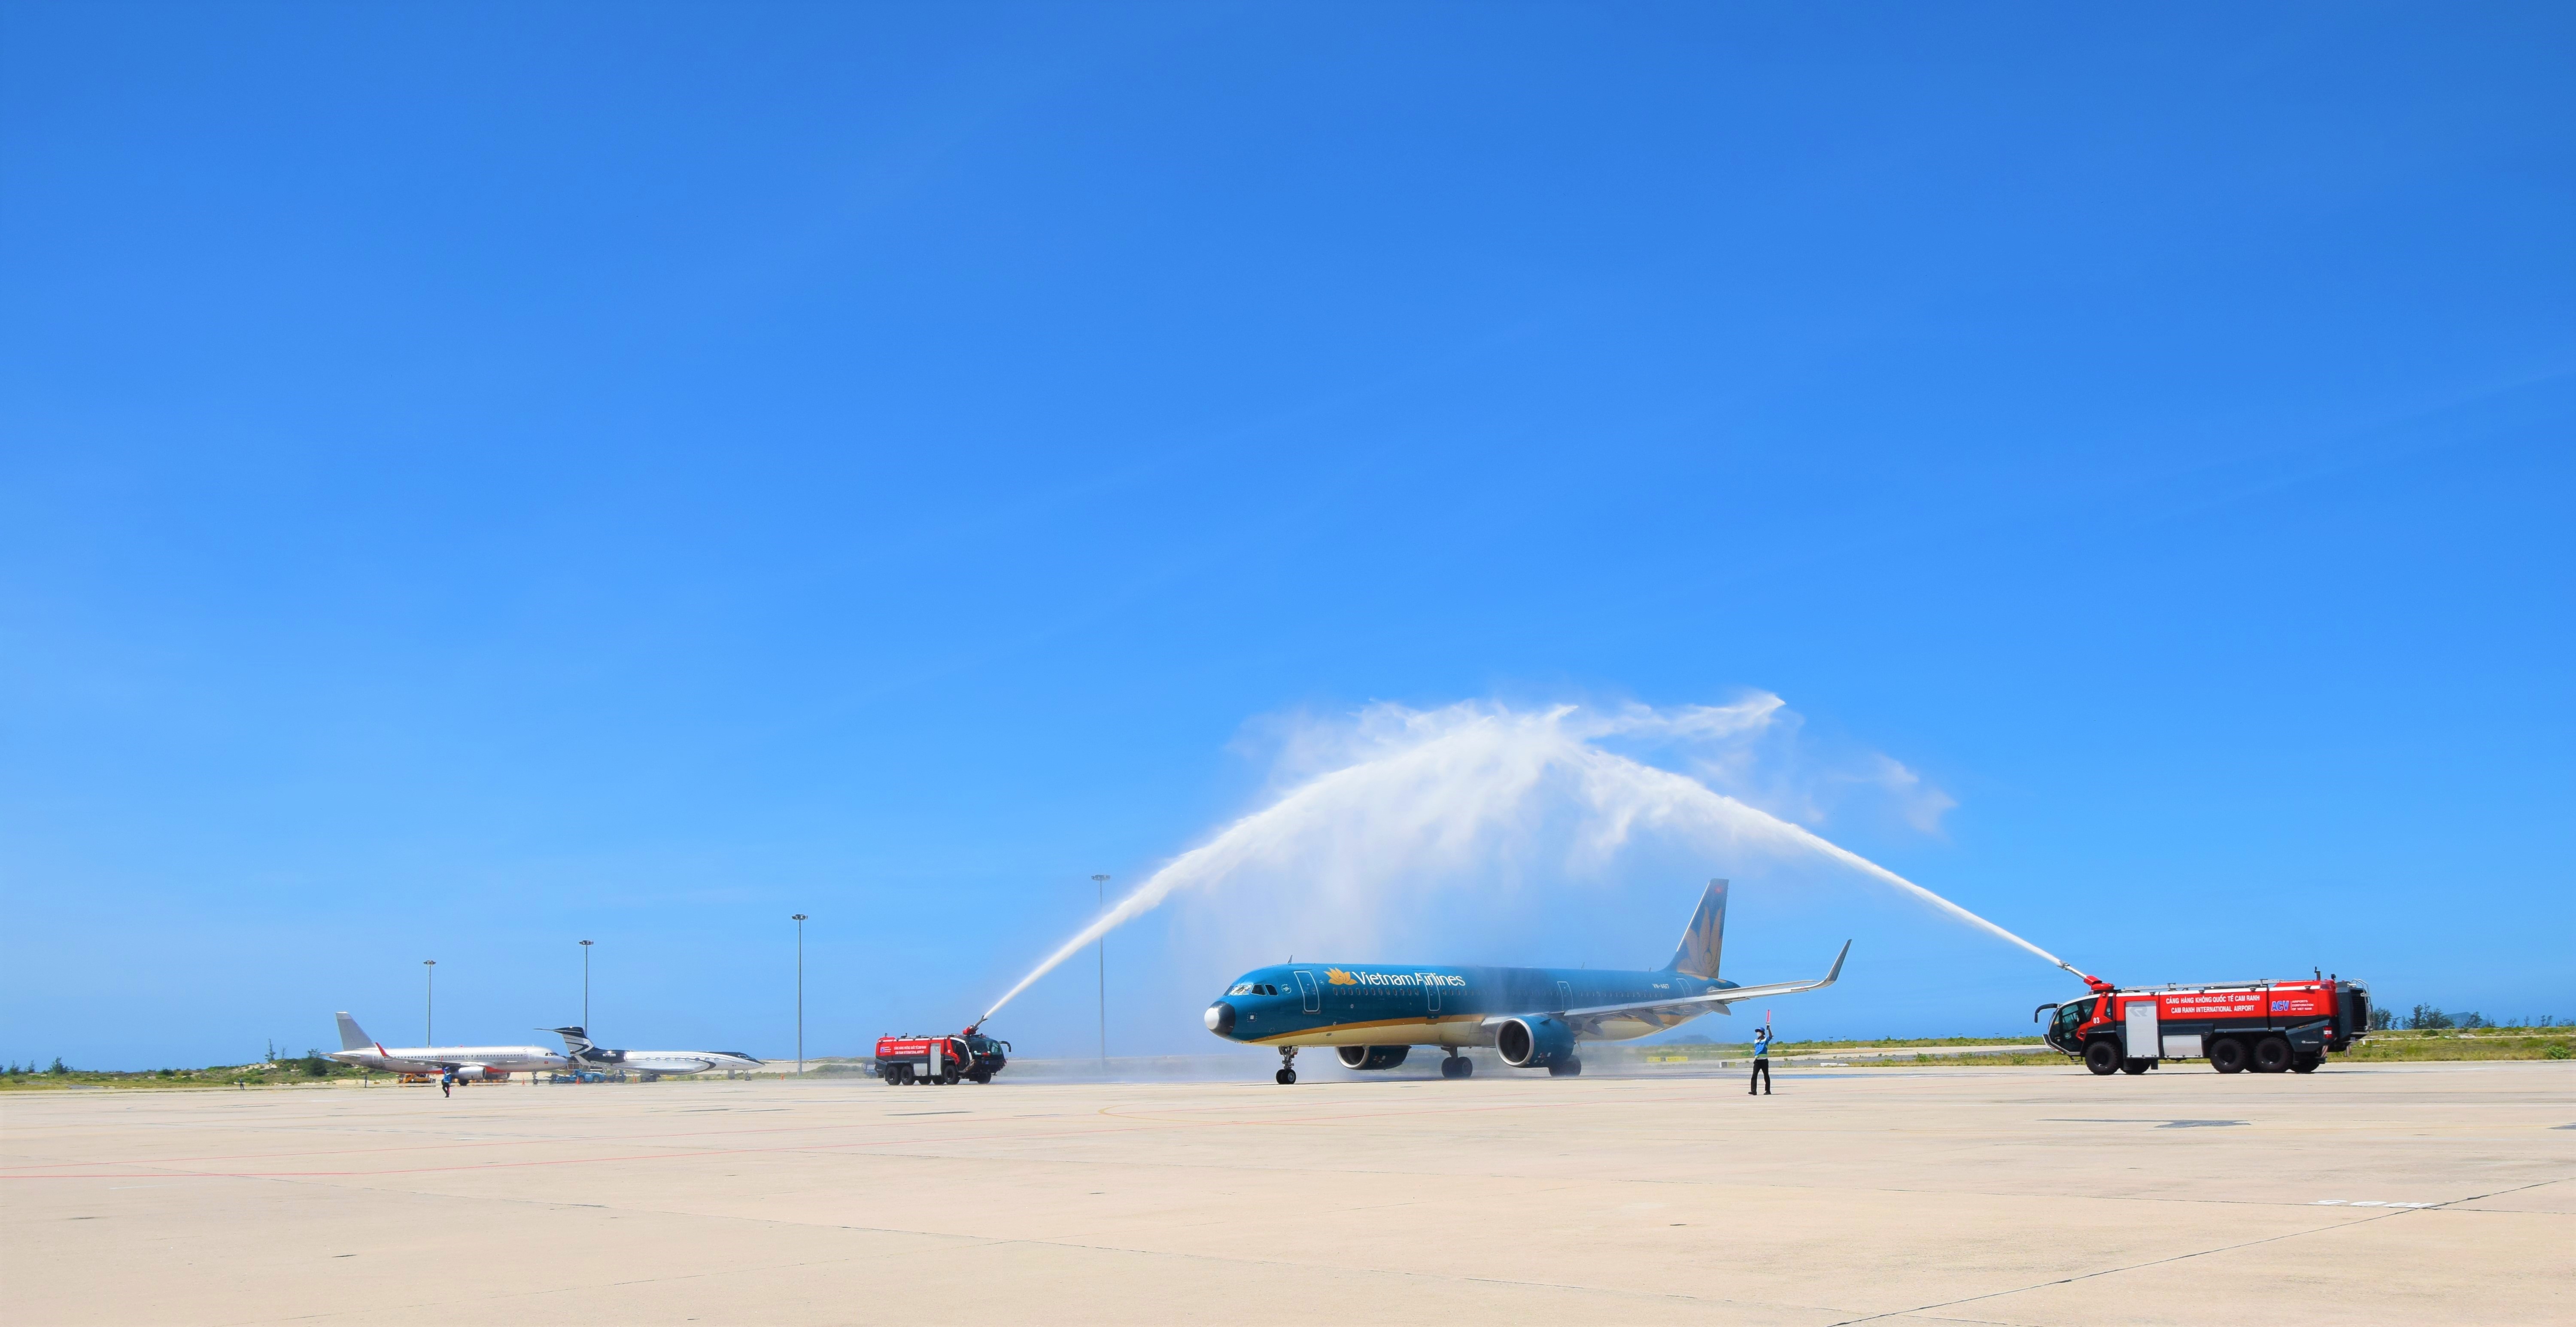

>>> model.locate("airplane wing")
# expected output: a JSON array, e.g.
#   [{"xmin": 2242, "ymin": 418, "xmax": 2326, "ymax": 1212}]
[{"xmin": 1549, "ymin": 940, "xmax": 1850, "ymax": 1032}]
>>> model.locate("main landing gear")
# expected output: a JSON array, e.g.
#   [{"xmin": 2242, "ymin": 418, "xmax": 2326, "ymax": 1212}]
[
  {"xmin": 1275, "ymin": 1047, "xmax": 1297, "ymax": 1085},
  {"xmin": 1440, "ymin": 1049, "xmax": 1473, "ymax": 1079}
]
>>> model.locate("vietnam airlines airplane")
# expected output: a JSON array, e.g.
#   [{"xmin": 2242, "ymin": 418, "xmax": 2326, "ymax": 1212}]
[
  {"xmin": 1202, "ymin": 880, "xmax": 1847, "ymax": 1083},
  {"xmin": 544, "ymin": 1027, "xmax": 764, "ymax": 1080},
  {"xmin": 326, "ymin": 1012, "xmax": 570, "ymax": 1079}
]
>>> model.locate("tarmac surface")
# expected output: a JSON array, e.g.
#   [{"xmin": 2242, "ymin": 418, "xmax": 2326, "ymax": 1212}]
[{"xmin": 4, "ymin": 1060, "xmax": 2569, "ymax": 1324}]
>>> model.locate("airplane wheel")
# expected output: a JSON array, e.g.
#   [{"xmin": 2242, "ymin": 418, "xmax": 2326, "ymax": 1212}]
[
  {"xmin": 1455, "ymin": 1057, "xmax": 1473, "ymax": 1078},
  {"xmin": 1275, "ymin": 1068, "xmax": 1296, "ymax": 1085}
]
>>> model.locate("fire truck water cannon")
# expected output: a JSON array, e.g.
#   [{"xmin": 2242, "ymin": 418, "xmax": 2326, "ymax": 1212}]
[
  {"xmin": 873, "ymin": 1026, "xmax": 1012, "ymax": 1086},
  {"xmin": 2035, "ymin": 971, "xmax": 2373, "ymax": 1077}
]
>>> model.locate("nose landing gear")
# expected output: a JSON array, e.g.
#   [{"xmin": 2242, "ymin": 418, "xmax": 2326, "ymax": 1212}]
[{"xmin": 1275, "ymin": 1047, "xmax": 1298, "ymax": 1085}]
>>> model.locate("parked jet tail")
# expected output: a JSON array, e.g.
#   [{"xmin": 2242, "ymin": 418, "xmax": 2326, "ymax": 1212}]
[
  {"xmin": 1662, "ymin": 879, "xmax": 1728, "ymax": 980},
  {"xmin": 547, "ymin": 1026, "xmax": 599, "ymax": 1059},
  {"xmin": 335, "ymin": 1012, "xmax": 374, "ymax": 1053}
]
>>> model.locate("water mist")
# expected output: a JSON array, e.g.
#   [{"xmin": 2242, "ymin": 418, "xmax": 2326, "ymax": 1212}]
[{"xmin": 983, "ymin": 697, "xmax": 2076, "ymax": 1023}]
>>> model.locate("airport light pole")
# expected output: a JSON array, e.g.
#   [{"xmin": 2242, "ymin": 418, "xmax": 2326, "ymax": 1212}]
[
  {"xmin": 423, "ymin": 959, "xmax": 436, "ymax": 1045},
  {"xmin": 1091, "ymin": 875, "xmax": 1110, "ymax": 1067},
  {"xmin": 580, "ymin": 940, "xmax": 592, "ymax": 1030},
  {"xmin": 791, "ymin": 914, "xmax": 807, "ymax": 1076}
]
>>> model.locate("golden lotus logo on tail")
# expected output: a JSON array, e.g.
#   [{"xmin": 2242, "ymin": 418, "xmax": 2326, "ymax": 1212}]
[{"xmin": 1325, "ymin": 968, "xmax": 1358, "ymax": 986}]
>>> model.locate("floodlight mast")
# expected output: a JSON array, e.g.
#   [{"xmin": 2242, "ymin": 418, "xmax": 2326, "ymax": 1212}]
[{"xmin": 791, "ymin": 914, "xmax": 808, "ymax": 1075}]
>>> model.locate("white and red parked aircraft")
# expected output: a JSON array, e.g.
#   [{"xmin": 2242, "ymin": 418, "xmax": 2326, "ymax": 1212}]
[{"xmin": 328, "ymin": 1011, "xmax": 569, "ymax": 1078}]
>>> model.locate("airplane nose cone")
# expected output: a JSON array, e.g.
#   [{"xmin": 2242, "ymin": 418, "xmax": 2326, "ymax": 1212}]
[{"xmin": 1204, "ymin": 1002, "xmax": 1236, "ymax": 1035}]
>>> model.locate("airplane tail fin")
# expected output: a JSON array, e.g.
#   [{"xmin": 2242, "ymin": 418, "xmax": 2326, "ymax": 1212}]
[
  {"xmin": 1662, "ymin": 880, "xmax": 1728, "ymax": 979},
  {"xmin": 547, "ymin": 1026, "xmax": 595, "ymax": 1058},
  {"xmin": 334, "ymin": 1012, "xmax": 372, "ymax": 1053}
]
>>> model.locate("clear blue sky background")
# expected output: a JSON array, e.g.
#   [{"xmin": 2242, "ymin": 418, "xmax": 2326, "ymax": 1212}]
[{"xmin": 4, "ymin": 4, "xmax": 2569, "ymax": 1069}]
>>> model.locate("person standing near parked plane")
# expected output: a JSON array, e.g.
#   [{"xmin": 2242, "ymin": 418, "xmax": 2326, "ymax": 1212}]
[
  {"xmin": 1749, "ymin": 1022, "xmax": 1774, "ymax": 1095},
  {"xmin": 440, "ymin": 1066, "xmax": 455, "ymax": 1099}
]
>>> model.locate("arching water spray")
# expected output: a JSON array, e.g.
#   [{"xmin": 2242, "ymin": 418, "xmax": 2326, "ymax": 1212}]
[{"xmin": 981, "ymin": 699, "xmax": 2075, "ymax": 1023}]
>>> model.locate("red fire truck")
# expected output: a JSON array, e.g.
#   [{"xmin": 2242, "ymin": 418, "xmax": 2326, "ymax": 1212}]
[
  {"xmin": 2036, "ymin": 974, "xmax": 2372, "ymax": 1075},
  {"xmin": 874, "ymin": 1026, "xmax": 1010, "ymax": 1085}
]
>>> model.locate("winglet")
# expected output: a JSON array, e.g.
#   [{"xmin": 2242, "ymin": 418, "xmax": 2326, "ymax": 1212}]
[{"xmin": 1824, "ymin": 939, "xmax": 1851, "ymax": 985}]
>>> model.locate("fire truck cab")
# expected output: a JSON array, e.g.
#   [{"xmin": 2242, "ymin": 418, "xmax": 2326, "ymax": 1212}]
[{"xmin": 2038, "ymin": 975, "xmax": 2371, "ymax": 1076}]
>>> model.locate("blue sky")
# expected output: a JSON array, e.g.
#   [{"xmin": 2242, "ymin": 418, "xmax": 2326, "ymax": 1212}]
[{"xmin": 3, "ymin": 4, "xmax": 2570, "ymax": 1068}]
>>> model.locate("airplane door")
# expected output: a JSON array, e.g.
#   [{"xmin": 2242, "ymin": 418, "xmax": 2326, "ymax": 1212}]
[
  {"xmin": 2124, "ymin": 998, "xmax": 2159, "ymax": 1059},
  {"xmin": 1554, "ymin": 980, "xmax": 1573, "ymax": 1013},
  {"xmin": 1294, "ymin": 970, "xmax": 1320, "ymax": 1014}
]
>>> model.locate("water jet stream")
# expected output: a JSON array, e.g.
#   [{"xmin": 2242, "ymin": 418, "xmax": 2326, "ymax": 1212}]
[{"xmin": 981, "ymin": 700, "xmax": 2075, "ymax": 1023}]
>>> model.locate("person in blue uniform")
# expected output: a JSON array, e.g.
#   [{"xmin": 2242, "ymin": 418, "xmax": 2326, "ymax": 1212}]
[{"xmin": 1749, "ymin": 1024, "xmax": 1773, "ymax": 1095}]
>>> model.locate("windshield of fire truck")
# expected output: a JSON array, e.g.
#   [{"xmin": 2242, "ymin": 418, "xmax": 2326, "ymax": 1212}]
[{"xmin": 2052, "ymin": 1000, "xmax": 2093, "ymax": 1039}]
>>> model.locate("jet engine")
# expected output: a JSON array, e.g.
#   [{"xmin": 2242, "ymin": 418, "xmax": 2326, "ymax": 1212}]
[
  {"xmin": 1494, "ymin": 1016, "xmax": 1575, "ymax": 1068},
  {"xmin": 1334, "ymin": 1045, "xmax": 1410, "ymax": 1071}
]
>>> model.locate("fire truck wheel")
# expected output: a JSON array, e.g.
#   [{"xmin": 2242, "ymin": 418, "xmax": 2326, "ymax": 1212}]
[
  {"xmin": 1275, "ymin": 1068, "xmax": 1296, "ymax": 1085},
  {"xmin": 2208, "ymin": 1038, "xmax": 2248, "ymax": 1074},
  {"xmin": 2252, "ymin": 1036, "xmax": 2293, "ymax": 1073},
  {"xmin": 2290, "ymin": 1055, "xmax": 2321, "ymax": 1073},
  {"xmin": 2083, "ymin": 1041, "xmax": 2123, "ymax": 1075},
  {"xmin": 2120, "ymin": 1058, "xmax": 2152, "ymax": 1074}
]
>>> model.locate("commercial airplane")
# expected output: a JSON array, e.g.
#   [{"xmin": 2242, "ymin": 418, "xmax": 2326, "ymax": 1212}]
[
  {"xmin": 327, "ymin": 1012, "xmax": 570, "ymax": 1079},
  {"xmin": 544, "ymin": 1026, "xmax": 764, "ymax": 1080},
  {"xmin": 1201, "ymin": 880, "xmax": 1847, "ymax": 1083}
]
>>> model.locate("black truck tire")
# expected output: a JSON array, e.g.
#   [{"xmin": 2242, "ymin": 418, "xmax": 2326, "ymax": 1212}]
[
  {"xmin": 2291, "ymin": 1055, "xmax": 2321, "ymax": 1074},
  {"xmin": 2084, "ymin": 1040, "xmax": 2123, "ymax": 1075},
  {"xmin": 2120, "ymin": 1058, "xmax": 2153, "ymax": 1074},
  {"xmin": 2253, "ymin": 1036, "xmax": 2293, "ymax": 1073},
  {"xmin": 2208, "ymin": 1038, "xmax": 2248, "ymax": 1074}
]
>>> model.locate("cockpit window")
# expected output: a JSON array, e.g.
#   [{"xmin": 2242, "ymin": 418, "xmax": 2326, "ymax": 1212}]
[
  {"xmin": 1227, "ymin": 983, "xmax": 1252, "ymax": 996},
  {"xmin": 1260, "ymin": 983, "xmax": 1277, "ymax": 995}
]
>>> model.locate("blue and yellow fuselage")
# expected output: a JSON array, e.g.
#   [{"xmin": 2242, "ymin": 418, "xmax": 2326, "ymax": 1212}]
[{"xmin": 1202, "ymin": 962, "xmax": 1738, "ymax": 1049}]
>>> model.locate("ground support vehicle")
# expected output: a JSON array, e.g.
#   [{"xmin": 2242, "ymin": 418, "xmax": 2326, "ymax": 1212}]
[
  {"xmin": 875, "ymin": 1027, "xmax": 1010, "ymax": 1085},
  {"xmin": 2038, "ymin": 974, "xmax": 2371, "ymax": 1076}
]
